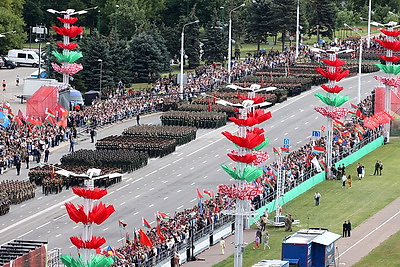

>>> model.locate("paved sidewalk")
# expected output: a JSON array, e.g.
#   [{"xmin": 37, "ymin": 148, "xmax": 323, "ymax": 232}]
[{"xmin": 185, "ymin": 197, "xmax": 400, "ymax": 266}]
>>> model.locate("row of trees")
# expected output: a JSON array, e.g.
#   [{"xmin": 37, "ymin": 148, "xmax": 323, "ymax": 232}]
[{"xmin": 1, "ymin": 0, "xmax": 400, "ymax": 91}]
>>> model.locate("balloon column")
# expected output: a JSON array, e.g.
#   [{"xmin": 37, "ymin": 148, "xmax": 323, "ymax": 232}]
[
  {"xmin": 218, "ymin": 85, "xmax": 271, "ymax": 267},
  {"xmin": 314, "ymin": 54, "xmax": 350, "ymax": 177},
  {"xmin": 61, "ymin": 184, "xmax": 115, "ymax": 267},
  {"xmin": 50, "ymin": 13, "xmax": 84, "ymax": 85},
  {"xmin": 374, "ymin": 23, "xmax": 400, "ymax": 142}
]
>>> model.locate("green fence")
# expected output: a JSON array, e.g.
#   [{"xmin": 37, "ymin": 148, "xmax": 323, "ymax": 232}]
[{"xmin": 251, "ymin": 135, "xmax": 384, "ymax": 223}]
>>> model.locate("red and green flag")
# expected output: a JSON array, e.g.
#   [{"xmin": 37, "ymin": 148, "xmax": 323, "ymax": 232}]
[
  {"xmin": 142, "ymin": 217, "xmax": 151, "ymax": 229},
  {"xmin": 313, "ymin": 146, "xmax": 326, "ymax": 154},
  {"xmin": 196, "ymin": 188, "xmax": 204, "ymax": 199},
  {"xmin": 280, "ymin": 147, "xmax": 290, "ymax": 154},
  {"xmin": 118, "ymin": 220, "xmax": 127, "ymax": 229},
  {"xmin": 273, "ymin": 147, "xmax": 280, "ymax": 156},
  {"xmin": 45, "ymin": 108, "xmax": 56, "ymax": 118},
  {"xmin": 139, "ymin": 229, "xmax": 153, "ymax": 247},
  {"xmin": 157, "ymin": 211, "xmax": 170, "ymax": 220}
]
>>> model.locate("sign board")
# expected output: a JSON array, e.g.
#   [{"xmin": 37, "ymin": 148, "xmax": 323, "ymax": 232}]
[
  {"xmin": 283, "ymin": 144, "xmax": 289, "ymax": 149},
  {"xmin": 312, "ymin": 131, "xmax": 321, "ymax": 137},
  {"xmin": 283, "ymin": 138, "xmax": 290, "ymax": 145}
]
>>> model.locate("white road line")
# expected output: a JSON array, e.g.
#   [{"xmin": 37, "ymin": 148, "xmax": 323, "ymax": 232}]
[
  {"xmin": 294, "ymin": 127, "xmax": 298, "ymax": 130},
  {"xmin": 177, "ymin": 174, "xmax": 182, "ymax": 177},
  {"xmin": 118, "ymin": 238, "xmax": 124, "ymax": 242},
  {"xmin": 36, "ymin": 222, "xmax": 51, "ymax": 229},
  {"xmin": 133, "ymin": 212, "xmax": 139, "ymax": 215},
  {"xmin": 191, "ymin": 182, "xmax": 195, "ymax": 185},
  {"xmin": 53, "ymin": 214, "xmax": 67, "ymax": 221},
  {"xmin": 116, "ymin": 184, "xmax": 129, "ymax": 191},
  {"xmin": 69, "ymin": 245, "xmax": 74, "ymax": 249},
  {"xmin": 134, "ymin": 194, "xmax": 141, "ymax": 198},
  {"xmin": 290, "ymin": 114, "xmax": 295, "ymax": 118},
  {"xmin": 202, "ymin": 160, "xmax": 207, "ymax": 163},
  {"xmin": 186, "ymin": 137, "xmax": 224, "ymax": 157},
  {"xmin": 338, "ymin": 209, "xmax": 400, "ymax": 258},
  {"xmin": 37, "ymin": 197, "xmax": 43, "ymax": 200},
  {"xmin": 173, "ymin": 158, "xmax": 183, "ymax": 163},
  {"xmin": 177, "ymin": 190, "xmax": 182, "ymax": 193},
  {"xmin": 55, "ymin": 234, "xmax": 62, "ymax": 238},
  {"xmin": 164, "ymin": 197, "xmax": 168, "ymax": 200},
  {"xmin": 103, "ymin": 227, "xmax": 108, "ymax": 231},
  {"xmin": 149, "ymin": 187, "xmax": 154, "ymax": 191},
  {"xmin": 271, "ymin": 125, "xmax": 275, "ymax": 128},
  {"xmin": 315, "ymin": 116, "xmax": 319, "ymax": 119},
  {"xmin": 17, "ymin": 230, "xmax": 33, "ymax": 238},
  {"xmin": 204, "ymin": 176, "xmax": 208, "ymax": 179},
  {"xmin": 305, "ymin": 121, "xmax": 309, "ymax": 124},
  {"xmin": 149, "ymin": 204, "xmax": 154, "ymax": 208},
  {"xmin": 108, "ymin": 191, "xmax": 115, "ymax": 195},
  {"xmin": 217, "ymin": 169, "xmax": 221, "ymax": 172},
  {"xmin": 190, "ymin": 167, "xmax": 194, "ymax": 170},
  {"xmin": 159, "ymin": 164, "xmax": 171, "ymax": 170},
  {"xmin": 21, "ymin": 204, "xmax": 26, "ymax": 208},
  {"xmin": 274, "ymin": 138, "xmax": 278, "ymax": 141},
  {"xmin": 177, "ymin": 205, "xmax": 183, "ymax": 210},
  {"xmin": 190, "ymin": 198, "xmax": 196, "ymax": 202},
  {"xmin": 162, "ymin": 180, "xmax": 168, "ymax": 184},
  {"xmin": 284, "ymin": 132, "xmax": 288, "ymax": 135},
  {"xmin": 73, "ymin": 225, "xmax": 79, "ymax": 229},
  {"xmin": 145, "ymin": 170, "xmax": 157, "ymax": 177},
  {"xmin": 131, "ymin": 177, "xmax": 144, "ymax": 184},
  {"xmin": 214, "ymin": 154, "xmax": 219, "ymax": 157},
  {"xmin": 0, "ymin": 194, "xmax": 78, "ymax": 235},
  {"xmin": 126, "ymin": 178, "xmax": 133, "ymax": 182},
  {"xmin": 120, "ymin": 202, "xmax": 125, "ymax": 206}
]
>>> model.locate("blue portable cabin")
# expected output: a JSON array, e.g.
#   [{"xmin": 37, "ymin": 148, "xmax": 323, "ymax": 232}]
[{"xmin": 282, "ymin": 229, "xmax": 340, "ymax": 267}]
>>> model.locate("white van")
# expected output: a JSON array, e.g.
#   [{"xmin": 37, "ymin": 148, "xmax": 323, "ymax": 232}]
[{"xmin": 7, "ymin": 49, "xmax": 41, "ymax": 67}]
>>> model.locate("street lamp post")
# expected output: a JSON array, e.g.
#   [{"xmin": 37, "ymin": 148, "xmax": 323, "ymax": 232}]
[
  {"xmin": 344, "ymin": 24, "xmax": 363, "ymax": 104},
  {"xmin": 98, "ymin": 59, "xmax": 103, "ymax": 96},
  {"xmin": 367, "ymin": 0, "xmax": 371, "ymax": 48},
  {"xmin": 295, "ymin": 0, "xmax": 300, "ymax": 59},
  {"xmin": 228, "ymin": 3, "xmax": 245, "ymax": 84},
  {"xmin": 180, "ymin": 20, "xmax": 199, "ymax": 100},
  {"xmin": 115, "ymin": 5, "xmax": 119, "ymax": 33}
]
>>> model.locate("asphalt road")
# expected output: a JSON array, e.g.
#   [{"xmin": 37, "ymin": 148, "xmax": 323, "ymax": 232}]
[{"xmin": 0, "ymin": 71, "xmax": 380, "ymax": 256}]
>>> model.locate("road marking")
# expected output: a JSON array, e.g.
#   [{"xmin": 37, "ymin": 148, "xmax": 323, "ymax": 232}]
[
  {"xmin": 284, "ymin": 132, "xmax": 288, "ymax": 135},
  {"xmin": 120, "ymin": 202, "xmax": 125, "ymax": 206},
  {"xmin": 103, "ymin": 227, "xmax": 108, "ymax": 231},
  {"xmin": 274, "ymin": 138, "xmax": 278, "ymax": 141},
  {"xmin": 186, "ymin": 137, "xmax": 224, "ymax": 157},
  {"xmin": 305, "ymin": 121, "xmax": 309, "ymax": 124},
  {"xmin": 315, "ymin": 116, "xmax": 319, "ymax": 120},
  {"xmin": 149, "ymin": 187, "xmax": 154, "ymax": 191},
  {"xmin": 21, "ymin": 204, "xmax": 26, "ymax": 208},
  {"xmin": 116, "ymin": 184, "xmax": 129, "ymax": 191},
  {"xmin": 133, "ymin": 212, "xmax": 139, "ymax": 215},
  {"xmin": 294, "ymin": 127, "xmax": 298, "ymax": 130},
  {"xmin": 145, "ymin": 170, "xmax": 157, "ymax": 177},
  {"xmin": 0, "ymin": 194, "xmax": 79, "ymax": 235},
  {"xmin": 204, "ymin": 175, "xmax": 208, "ymax": 179},
  {"xmin": 271, "ymin": 125, "xmax": 275, "ymax": 128},
  {"xmin": 162, "ymin": 180, "xmax": 168, "ymax": 184},
  {"xmin": 53, "ymin": 214, "xmax": 67, "ymax": 221},
  {"xmin": 173, "ymin": 158, "xmax": 183, "ymax": 163},
  {"xmin": 177, "ymin": 174, "xmax": 182, "ymax": 177},
  {"xmin": 73, "ymin": 225, "xmax": 79, "ymax": 229},
  {"xmin": 159, "ymin": 164, "xmax": 171, "ymax": 170},
  {"xmin": 134, "ymin": 194, "xmax": 141, "ymax": 198},
  {"xmin": 191, "ymin": 182, "xmax": 195, "ymax": 185},
  {"xmin": 190, "ymin": 167, "xmax": 194, "ymax": 170},
  {"xmin": 149, "ymin": 204, "xmax": 154, "ymax": 207},
  {"xmin": 202, "ymin": 160, "xmax": 207, "ymax": 163},
  {"xmin": 177, "ymin": 205, "xmax": 183, "ymax": 210},
  {"xmin": 190, "ymin": 198, "xmax": 196, "ymax": 202},
  {"xmin": 38, "ymin": 197, "xmax": 43, "ymax": 200},
  {"xmin": 108, "ymin": 191, "xmax": 115, "ymax": 195},
  {"xmin": 36, "ymin": 222, "xmax": 51, "ymax": 229},
  {"xmin": 290, "ymin": 114, "xmax": 295, "ymax": 118},
  {"xmin": 55, "ymin": 234, "xmax": 62, "ymax": 238},
  {"xmin": 164, "ymin": 197, "xmax": 168, "ymax": 200},
  {"xmin": 17, "ymin": 230, "xmax": 33, "ymax": 238},
  {"xmin": 131, "ymin": 177, "xmax": 143, "ymax": 184},
  {"xmin": 281, "ymin": 120, "xmax": 285, "ymax": 123},
  {"xmin": 214, "ymin": 154, "xmax": 219, "ymax": 157},
  {"xmin": 217, "ymin": 169, "xmax": 221, "ymax": 172},
  {"xmin": 177, "ymin": 190, "xmax": 182, "ymax": 193},
  {"xmin": 126, "ymin": 178, "xmax": 133, "ymax": 182}
]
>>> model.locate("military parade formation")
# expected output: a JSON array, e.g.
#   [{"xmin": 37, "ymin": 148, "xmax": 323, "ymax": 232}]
[
  {"xmin": 0, "ymin": 180, "xmax": 36, "ymax": 215},
  {"xmin": 161, "ymin": 111, "xmax": 227, "ymax": 128}
]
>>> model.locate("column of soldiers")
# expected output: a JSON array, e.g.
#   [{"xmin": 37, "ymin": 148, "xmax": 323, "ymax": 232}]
[
  {"xmin": 96, "ymin": 136, "xmax": 177, "ymax": 158},
  {"xmin": 160, "ymin": 111, "xmax": 227, "ymax": 129},
  {"xmin": 122, "ymin": 125, "xmax": 197, "ymax": 146},
  {"xmin": 0, "ymin": 180, "xmax": 37, "ymax": 215}
]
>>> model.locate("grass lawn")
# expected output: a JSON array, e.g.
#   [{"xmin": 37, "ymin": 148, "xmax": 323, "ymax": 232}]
[
  {"xmin": 214, "ymin": 137, "xmax": 400, "ymax": 267},
  {"xmin": 353, "ymin": 230, "xmax": 400, "ymax": 267}
]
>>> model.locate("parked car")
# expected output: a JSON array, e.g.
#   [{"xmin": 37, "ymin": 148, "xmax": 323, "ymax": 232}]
[
  {"xmin": 1, "ymin": 56, "xmax": 17, "ymax": 69},
  {"xmin": 0, "ymin": 57, "xmax": 4, "ymax": 68}
]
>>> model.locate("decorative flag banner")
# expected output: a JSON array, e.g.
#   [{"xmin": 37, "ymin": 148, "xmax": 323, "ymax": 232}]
[
  {"xmin": 70, "ymin": 236, "xmax": 106, "ymax": 249},
  {"xmin": 118, "ymin": 220, "xmax": 127, "ymax": 229},
  {"xmin": 314, "ymin": 107, "xmax": 348, "ymax": 120},
  {"xmin": 218, "ymin": 183, "xmax": 264, "ymax": 200},
  {"xmin": 142, "ymin": 217, "xmax": 151, "ymax": 229},
  {"xmin": 379, "ymin": 56, "xmax": 400, "ymax": 63},
  {"xmin": 280, "ymin": 147, "xmax": 290, "ymax": 154},
  {"xmin": 221, "ymin": 165, "xmax": 263, "ymax": 182},
  {"xmin": 321, "ymin": 58, "xmax": 346, "ymax": 67},
  {"xmin": 321, "ymin": 125, "xmax": 326, "ymax": 132},
  {"xmin": 56, "ymin": 42, "xmax": 79, "ymax": 50},
  {"xmin": 157, "ymin": 225, "xmax": 165, "ymax": 242},
  {"xmin": 314, "ymin": 93, "xmax": 349, "ymax": 107},
  {"xmin": 45, "ymin": 108, "xmax": 56, "ymax": 118},
  {"xmin": 375, "ymin": 64, "xmax": 400, "ymax": 75},
  {"xmin": 51, "ymin": 62, "xmax": 83, "ymax": 75},
  {"xmin": 52, "ymin": 25, "xmax": 83, "ymax": 38},
  {"xmin": 139, "ymin": 229, "xmax": 153, "ymax": 247},
  {"xmin": 374, "ymin": 76, "xmax": 400, "ymax": 88},
  {"xmin": 57, "ymin": 16, "xmax": 79, "ymax": 24},
  {"xmin": 273, "ymin": 147, "xmax": 280, "ymax": 156},
  {"xmin": 315, "ymin": 67, "xmax": 350, "ymax": 82},
  {"xmin": 52, "ymin": 51, "xmax": 83, "ymax": 63},
  {"xmin": 320, "ymin": 84, "xmax": 344, "ymax": 94},
  {"xmin": 375, "ymin": 40, "xmax": 400, "ymax": 51},
  {"xmin": 237, "ymin": 94, "xmax": 265, "ymax": 104},
  {"xmin": 380, "ymin": 29, "xmax": 400, "ymax": 37},
  {"xmin": 71, "ymin": 187, "xmax": 108, "ymax": 200},
  {"xmin": 313, "ymin": 146, "xmax": 326, "ymax": 154}
]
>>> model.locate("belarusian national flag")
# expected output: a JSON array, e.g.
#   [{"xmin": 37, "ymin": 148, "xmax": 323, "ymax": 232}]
[
  {"xmin": 142, "ymin": 217, "xmax": 151, "ymax": 229},
  {"xmin": 280, "ymin": 147, "xmax": 290, "ymax": 154},
  {"xmin": 196, "ymin": 188, "xmax": 204, "ymax": 199},
  {"xmin": 157, "ymin": 211, "xmax": 170, "ymax": 220},
  {"xmin": 118, "ymin": 220, "xmax": 127, "ymax": 229},
  {"xmin": 125, "ymin": 232, "xmax": 131, "ymax": 244},
  {"xmin": 273, "ymin": 147, "xmax": 280, "ymax": 155},
  {"xmin": 350, "ymin": 103, "xmax": 358, "ymax": 109},
  {"xmin": 45, "ymin": 108, "xmax": 56, "ymax": 118},
  {"xmin": 313, "ymin": 146, "xmax": 326, "ymax": 154}
]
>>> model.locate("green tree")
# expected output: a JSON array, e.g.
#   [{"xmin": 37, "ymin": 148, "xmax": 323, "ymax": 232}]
[
  {"xmin": 128, "ymin": 32, "xmax": 167, "ymax": 82},
  {"xmin": 269, "ymin": 0, "xmax": 297, "ymax": 51},
  {"xmin": 0, "ymin": 2, "xmax": 27, "ymax": 54},
  {"xmin": 306, "ymin": 0, "xmax": 336, "ymax": 40},
  {"xmin": 246, "ymin": 0, "xmax": 272, "ymax": 52},
  {"xmin": 183, "ymin": 7, "xmax": 201, "ymax": 69},
  {"xmin": 202, "ymin": 12, "xmax": 226, "ymax": 64}
]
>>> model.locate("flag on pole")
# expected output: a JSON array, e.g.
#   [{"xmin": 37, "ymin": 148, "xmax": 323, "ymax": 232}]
[
  {"xmin": 156, "ymin": 211, "xmax": 170, "ymax": 220},
  {"xmin": 125, "ymin": 232, "xmax": 131, "ymax": 244},
  {"xmin": 321, "ymin": 125, "xmax": 326, "ymax": 132},
  {"xmin": 142, "ymin": 217, "xmax": 151, "ymax": 229},
  {"xmin": 118, "ymin": 220, "xmax": 127, "ymax": 229},
  {"xmin": 157, "ymin": 225, "xmax": 165, "ymax": 242},
  {"xmin": 273, "ymin": 147, "xmax": 280, "ymax": 156},
  {"xmin": 203, "ymin": 190, "xmax": 213, "ymax": 198},
  {"xmin": 261, "ymin": 75, "xmax": 265, "ymax": 86},
  {"xmin": 313, "ymin": 146, "xmax": 326, "ymax": 154},
  {"xmin": 280, "ymin": 147, "xmax": 290, "ymax": 154},
  {"xmin": 350, "ymin": 103, "xmax": 358, "ymax": 109},
  {"xmin": 139, "ymin": 229, "xmax": 153, "ymax": 247},
  {"xmin": 45, "ymin": 108, "xmax": 56, "ymax": 118},
  {"xmin": 133, "ymin": 228, "xmax": 139, "ymax": 244},
  {"xmin": 196, "ymin": 188, "xmax": 204, "ymax": 198}
]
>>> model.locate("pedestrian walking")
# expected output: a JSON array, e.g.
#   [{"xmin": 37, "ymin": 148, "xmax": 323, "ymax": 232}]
[
  {"xmin": 347, "ymin": 175, "xmax": 352, "ymax": 188},
  {"xmin": 136, "ymin": 114, "xmax": 140, "ymax": 125},
  {"xmin": 15, "ymin": 159, "xmax": 21, "ymax": 175},
  {"xmin": 2, "ymin": 80, "xmax": 6, "ymax": 91},
  {"xmin": 342, "ymin": 173, "xmax": 347, "ymax": 188},
  {"xmin": 342, "ymin": 221, "xmax": 348, "ymax": 237},
  {"xmin": 90, "ymin": 128, "xmax": 96, "ymax": 143},
  {"xmin": 16, "ymin": 75, "xmax": 19, "ymax": 86},
  {"xmin": 379, "ymin": 161, "xmax": 383, "ymax": 175},
  {"xmin": 314, "ymin": 191, "xmax": 321, "ymax": 206},
  {"xmin": 44, "ymin": 148, "xmax": 50, "ymax": 163},
  {"xmin": 373, "ymin": 160, "xmax": 380, "ymax": 175},
  {"xmin": 253, "ymin": 234, "xmax": 260, "ymax": 249},
  {"xmin": 220, "ymin": 237, "xmax": 225, "ymax": 255},
  {"xmin": 25, "ymin": 153, "xmax": 29, "ymax": 169},
  {"xmin": 347, "ymin": 220, "xmax": 352, "ymax": 237},
  {"xmin": 70, "ymin": 138, "xmax": 75, "ymax": 152},
  {"xmin": 263, "ymin": 232, "xmax": 270, "ymax": 250},
  {"xmin": 357, "ymin": 163, "xmax": 364, "ymax": 180}
]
